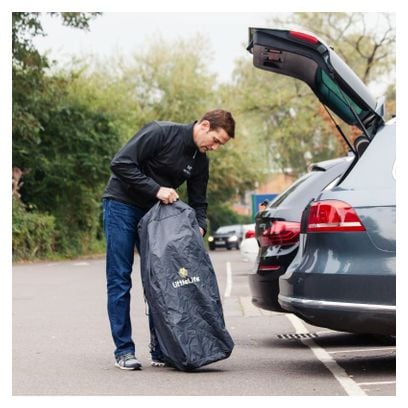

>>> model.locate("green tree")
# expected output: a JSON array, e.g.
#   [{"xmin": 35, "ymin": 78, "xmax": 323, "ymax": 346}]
[
  {"xmin": 117, "ymin": 35, "xmax": 218, "ymax": 125},
  {"xmin": 13, "ymin": 71, "xmax": 123, "ymax": 255},
  {"xmin": 13, "ymin": 12, "xmax": 101, "ymax": 154},
  {"xmin": 12, "ymin": 12, "xmax": 114, "ymax": 258},
  {"xmin": 225, "ymin": 59, "xmax": 342, "ymax": 177}
]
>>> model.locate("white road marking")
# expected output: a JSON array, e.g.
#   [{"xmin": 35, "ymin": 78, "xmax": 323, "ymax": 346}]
[
  {"xmin": 72, "ymin": 262, "xmax": 90, "ymax": 266},
  {"xmin": 224, "ymin": 261, "xmax": 232, "ymax": 298},
  {"xmin": 357, "ymin": 381, "xmax": 396, "ymax": 386},
  {"xmin": 286, "ymin": 314, "xmax": 367, "ymax": 396},
  {"xmin": 328, "ymin": 347, "xmax": 396, "ymax": 354}
]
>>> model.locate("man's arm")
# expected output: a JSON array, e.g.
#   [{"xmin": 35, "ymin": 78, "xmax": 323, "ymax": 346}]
[
  {"xmin": 110, "ymin": 122, "xmax": 162, "ymax": 198},
  {"xmin": 187, "ymin": 159, "xmax": 209, "ymax": 235}
]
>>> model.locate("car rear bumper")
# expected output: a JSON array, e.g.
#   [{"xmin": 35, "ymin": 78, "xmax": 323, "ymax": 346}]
[
  {"xmin": 278, "ymin": 231, "xmax": 395, "ymax": 334},
  {"xmin": 209, "ymin": 239, "xmax": 240, "ymax": 250},
  {"xmin": 278, "ymin": 294, "xmax": 396, "ymax": 335},
  {"xmin": 248, "ymin": 271, "xmax": 285, "ymax": 312}
]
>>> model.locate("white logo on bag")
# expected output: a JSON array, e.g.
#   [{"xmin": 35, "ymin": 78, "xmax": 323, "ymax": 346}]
[
  {"xmin": 172, "ymin": 267, "xmax": 200, "ymax": 288},
  {"xmin": 178, "ymin": 267, "xmax": 188, "ymax": 278}
]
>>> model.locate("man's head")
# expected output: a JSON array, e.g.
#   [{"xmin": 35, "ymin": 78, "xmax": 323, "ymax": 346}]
[{"xmin": 193, "ymin": 109, "xmax": 235, "ymax": 153}]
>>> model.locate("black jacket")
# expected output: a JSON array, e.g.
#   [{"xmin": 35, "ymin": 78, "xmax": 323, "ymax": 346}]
[{"xmin": 103, "ymin": 121, "xmax": 209, "ymax": 232}]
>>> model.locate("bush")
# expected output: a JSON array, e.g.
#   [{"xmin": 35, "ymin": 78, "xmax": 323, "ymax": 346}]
[{"xmin": 12, "ymin": 198, "xmax": 56, "ymax": 260}]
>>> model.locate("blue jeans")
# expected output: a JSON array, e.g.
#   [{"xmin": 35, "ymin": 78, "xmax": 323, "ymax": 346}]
[{"xmin": 103, "ymin": 198, "xmax": 164, "ymax": 360}]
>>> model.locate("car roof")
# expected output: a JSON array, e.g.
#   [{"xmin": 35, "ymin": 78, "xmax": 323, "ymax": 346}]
[
  {"xmin": 310, "ymin": 156, "xmax": 353, "ymax": 171},
  {"xmin": 259, "ymin": 156, "xmax": 351, "ymax": 220}
]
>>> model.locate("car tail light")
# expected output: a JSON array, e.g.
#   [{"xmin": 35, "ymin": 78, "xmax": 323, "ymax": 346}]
[
  {"xmin": 258, "ymin": 265, "xmax": 280, "ymax": 271},
  {"xmin": 289, "ymin": 30, "xmax": 319, "ymax": 45},
  {"xmin": 245, "ymin": 230, "xmax": 255, "ymax": 239},
  {"xmin": 258, "ymin": 221, "xmax": 300, "ymax": 247},
  {"xmin": 307, "ymin": 200, "xmax": 366, "ymax": 232}
]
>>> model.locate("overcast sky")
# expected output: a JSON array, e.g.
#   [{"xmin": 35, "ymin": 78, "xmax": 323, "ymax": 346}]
[
  {"xmin": 33, "ymin": 12, "xmax": 278, "ymax": 83},
  {"xmin": 32, "ymin": 12, "xmax": 396, "ymax": 96}
]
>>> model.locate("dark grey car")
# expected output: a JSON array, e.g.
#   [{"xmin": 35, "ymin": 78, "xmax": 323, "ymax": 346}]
[
  {"xmin": 247, "ymin": 28, "xmax": 395, "ymax": 335},
  {"xmin": 208, "ymin": 224, "xmax": 245, "ymax": 250},
  {"xmin": 280, "ymin": 121, "xmax": 395, "ymax": 335}
]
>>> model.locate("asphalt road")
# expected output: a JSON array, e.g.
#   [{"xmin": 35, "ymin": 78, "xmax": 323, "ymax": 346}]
[{"xmin": 12, "ymin": 250, "xmax": 396, "ymax": 396}]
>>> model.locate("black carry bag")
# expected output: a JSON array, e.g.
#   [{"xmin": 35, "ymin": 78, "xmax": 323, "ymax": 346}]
[{"xmin": 138, "ymin": 200, "xmax": 234, "ymax": 371}]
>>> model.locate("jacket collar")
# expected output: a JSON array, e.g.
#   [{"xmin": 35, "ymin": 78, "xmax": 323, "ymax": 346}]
[{"xmin": 183, "ymin": 121, "xmax": 198, "ymax": 155}]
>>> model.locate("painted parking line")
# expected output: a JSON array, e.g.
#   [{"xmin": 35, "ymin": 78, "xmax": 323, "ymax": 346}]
[
  {"xmin": 286, "ymin": 313, "xmax": 367, "ymax": 396},
  {"xmin": 224, "ymin": 261, "xmax": 232, "ymax": 298},
  {"xmin": 328, "ymin": 347, "xmax": 396, "ymax": 354},
  {"xmin": 357, "ymin": 381, "xmax": 396, "ymax": 386}
]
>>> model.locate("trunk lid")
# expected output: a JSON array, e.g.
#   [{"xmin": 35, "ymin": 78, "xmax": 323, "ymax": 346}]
[{"xmin": 247, "ymin": 28, "xmax": 385, "ymax": 140}]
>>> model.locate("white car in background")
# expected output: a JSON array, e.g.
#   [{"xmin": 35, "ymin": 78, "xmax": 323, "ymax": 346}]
[{"xmin": 240, "ymin": 224, "xmax": 258, "ymax": 263}]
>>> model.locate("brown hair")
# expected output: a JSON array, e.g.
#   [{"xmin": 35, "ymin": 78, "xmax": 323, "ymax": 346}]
[{"xmin": 199, "ymin": 109, "xmax": 235, "ymax": 138}]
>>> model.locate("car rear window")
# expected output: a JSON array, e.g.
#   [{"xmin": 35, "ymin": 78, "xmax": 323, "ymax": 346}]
[
  {"xmin": 216, "ymin": 226, "xmax": 239, "ymax": 234},
  {"xmin": 268, "ymin": 172, "xmax": 315, "ymax": 208},
  {"xmin": 316, "ymin": 69, "xmax": 365, "ymax": 125},
  {"xmin": 339, "ymin": 121, "xmax": 395, "ymax": 191}
]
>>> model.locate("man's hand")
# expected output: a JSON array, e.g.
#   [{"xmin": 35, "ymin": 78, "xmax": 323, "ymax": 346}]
[
  {"xmin": 199, "ymin": 227, "xmax": 205, "ymax": 236},
  {"xmin": 156, "ymin": 187, "xmax": 179, "ymax": 204}
]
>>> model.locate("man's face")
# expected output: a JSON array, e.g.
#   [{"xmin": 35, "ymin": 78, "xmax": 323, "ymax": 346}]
[{"xmin": 194, "ymin": 120, "xmax": 231, "ymax": 153}]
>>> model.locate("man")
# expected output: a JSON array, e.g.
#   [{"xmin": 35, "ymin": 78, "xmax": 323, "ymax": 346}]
[{"xmin": 102, "ymin": 109, "xmax": 235, "ymax": 370}]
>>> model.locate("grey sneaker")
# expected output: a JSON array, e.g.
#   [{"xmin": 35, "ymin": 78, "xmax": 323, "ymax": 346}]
[{"xmin": 115, "ymin": 353, "xmax": 142, "ymax": 370}]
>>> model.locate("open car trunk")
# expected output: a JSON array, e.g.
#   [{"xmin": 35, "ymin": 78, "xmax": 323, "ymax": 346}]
[{"xmin": 247, "ymin": 28, "xmax": 385, "ymax": 143}]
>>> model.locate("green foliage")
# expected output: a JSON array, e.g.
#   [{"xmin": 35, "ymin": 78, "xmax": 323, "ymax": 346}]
[
  {"xmin": 120, "ymin": 35, "xmax": 218, "ymax": 124},
  {"xmin": 12, "ymin": 198, "xmax": 56, "ymax": 260},
  {"xmin": 225, "ymin": 59, "xmax": 343, "ymax": 177},
  {"xmin": 61, "ymin": 65, "xmax": 142, "ymax": 144},
  {"xmin": 13, "ymin": 73, "xmax": 122, "ymax": 255},
  {"xmin": 207, "ymin": 133, "xmax": 266, "ymax": 202},
  {"xmin": 207, "ymin": 202, "xmax": 252, "ymax": 234},
  {"xmin": 12, "ymin": 12, "xmax": 119, "ymax": 258}
]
